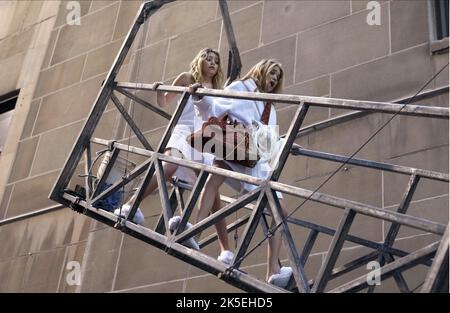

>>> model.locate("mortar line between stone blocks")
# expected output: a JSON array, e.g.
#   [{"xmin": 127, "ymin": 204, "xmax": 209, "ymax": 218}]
[
  {"xmin": 260, "ymin": 1, "xmax": 394, "ymax": 50},
  {"xmin": 87, "ymin": 0, "xmax": 94, "ymax": 13},
  {"xmin": 328, "ymin": 74, "xmax": 332, "ymax": 106},
  {"xmin": 295, "ymin": 34, "xmax": 429, "ymax": 88},
  {"xmin": 258, "ymin": 0, "xmax": 264, "ymax": 46},
  {"xmin": 27, "ymin": 104, "xmax": 118, "ymax": 142},
  {"xmin": 293, "ymin": 33, "xmax": 298, "ymax": 85},
  {"xmin": 111, "ymin": 257, "xmax": 289, "ymax": 293},
  {"xmin": 8, "ymin": 167, "xmax": 62, "ymax": 186},
  {"xmin": 231, "ymin": 1, "xmax": 264, "ymax": 16},
  {"xmin": 74, "ymin": 0, "xmax": 120, "ymax": 25},
  {"xmin": 182, "ymin": 265, "xmax": 191, "ymax": 293},
  {"xmin": 26, "ymin": 132, "xmax": 42, "ymax": 180},
  {"xmin": 161, "ymin": 38, "xmax": 171, "ymax": 82},
  {"xmin": 110, "ymin": 0, "xmax": 122, "ymax": 43},
  {"xmin": 29, "ymin": 97, "xmax": 42, "ymax": 140},
  {"xmin": 42, "ymin": 33, "xmax": 127, "ymax": 71},
  {"xmin": 329, "ymin": 42, "xmax": 430, "ymax": 78},
  {"xmin": 384, "ymin": 193, "xmax": 449, "ymax": 209},
  {"xmin": 0, "ymin": 241, "xmax": 78, "ymax": 268},
  {"xmin": 55, "ymin": 244, "xmax": 70, "ymax": 293},
  {"xmin": 215, "ymin": 0, "xmax": 220, "ymax": 20},
  {"xmin": 111, "ymin": 232, "xmax": 125, "ymax": 292},
  {"xmin": 76, "ymin": 228, "xmax": 96, "ymax": 293},
  {"xmin": 32, "ymin": 70, "xmax": 108, "ymax": 104},
  {"xmin": 144, "ymin": 6, "xmax": 226, "ymax": 51},
  {"xmin": 46, "ymin": 26, "xmax": 61, "ymax": 69},
  {"xmin": 79, "ymin": 53, "xmax": 89, "ymax": 83},
  {"xmin": 350, "ymin": 0, "xmax": 353, "ymax": 14},
  {"xmin": 2, "ymin": 183, "xmax": 15, "ymax": 220},
  {"xmin": 218, "ymin": 16, "xmax": 223, "ymax": 53},
  {"xmin": 395, "ymin": 232, "xmax": 436, "ymax": 243},
  {"xmin": 389, "ymin": 143, "xmax": 449, "ymax": 160},
  {"xmin": 388, "ymin": 1, "xmax": 392, "ymax": 55}
]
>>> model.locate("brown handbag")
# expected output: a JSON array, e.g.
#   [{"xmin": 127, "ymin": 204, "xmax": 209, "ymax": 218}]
[{"xmin": 186, "ymin": 101, "xmax": 272, "ymax": 168}]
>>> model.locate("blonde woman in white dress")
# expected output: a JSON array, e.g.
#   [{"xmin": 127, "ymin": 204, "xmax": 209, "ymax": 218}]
[
  {"xmin": 190, "ymin": 59, "xmax": 293, "ymax": 288},
  {"xmin": 115, "ymin": 49, "xmax": 224, "ymax": 247}
]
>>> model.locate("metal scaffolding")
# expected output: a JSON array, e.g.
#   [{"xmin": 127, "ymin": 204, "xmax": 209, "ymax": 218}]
[{"xmin": 49, "ymin": 0, "xmax": 449, "ymax": 293}]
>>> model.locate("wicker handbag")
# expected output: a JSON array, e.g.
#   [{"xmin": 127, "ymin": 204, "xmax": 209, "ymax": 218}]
[{"xmin": 186, "ymin": 102, "xmax": 272, "ymax": 168}]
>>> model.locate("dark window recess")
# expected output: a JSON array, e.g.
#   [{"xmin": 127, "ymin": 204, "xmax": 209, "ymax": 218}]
[
  {"xmin": 433, "ymin": 0, "xmax": 449, "ymax": 40},
  {"xmin": 0, "ymin": 90, "xmax": 19, "ymax": 153},
  {"xmin": 0, "ymin": 90, "xmax": 19, "ymax": 114}
]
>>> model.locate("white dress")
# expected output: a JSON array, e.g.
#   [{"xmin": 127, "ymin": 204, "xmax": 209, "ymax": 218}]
[
  {"xmin": 166, "ymin": 95, "xmax": 214, "ymax": 183},
  {"xmin": 193, "ymin": 79, "xmax": 283, "ymax": 197}
]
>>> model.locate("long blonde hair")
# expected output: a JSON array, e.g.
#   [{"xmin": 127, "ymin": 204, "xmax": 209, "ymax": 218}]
[
  {"xmin": 241, "ymin": 59, "xmax": 284, "ymax": 94},
  {"xmin": 190, "ymin": 48, "xmax": 224, "ymax": 89}
]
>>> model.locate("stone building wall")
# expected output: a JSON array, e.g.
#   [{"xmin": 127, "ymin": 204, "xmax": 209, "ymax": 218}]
[{"xmin": 0, "ymin": 0, "xmax": 447, "ymax": 292}]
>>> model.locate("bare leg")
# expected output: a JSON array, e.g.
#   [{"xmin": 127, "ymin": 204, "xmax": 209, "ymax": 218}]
[
  {"xmin": 211, "ymin": 192, "xmax": 231, "ymax": 252},
  {"xmin": 196, "ymin": 161, "xmax": 230, "ymax": 252},
  {"xmin": 266, "ymin": 199, "xmax": 289, "ymax": 280}
]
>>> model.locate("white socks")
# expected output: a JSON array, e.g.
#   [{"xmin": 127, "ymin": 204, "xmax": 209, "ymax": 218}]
[{"xmin": 114, "ymin": 204, "xmax": 145, "ymax": 225}]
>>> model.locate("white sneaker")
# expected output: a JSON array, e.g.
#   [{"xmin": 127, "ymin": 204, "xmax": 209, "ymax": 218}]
[
  {"xmin": 168, "ymin": 216, "xmax": 199, "ymax": 250},
  {"xmin": 268, "ymin": 266, "xmax": 292, "ymax": 288},
  {"xmin": 217, "ymin": 250, "xmax": 234, "ymax": 265},
  {"xmin": 114, "ymin": 204, "xmax": 145, "ymax": 225},
  {"xmin": 168, "ymin": 216, "xmax": 182, "ymax": 232}
]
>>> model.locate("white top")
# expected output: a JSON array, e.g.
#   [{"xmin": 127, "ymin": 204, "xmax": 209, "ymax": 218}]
[
  {"xmin": 167, "ymin": 95, "xmax": 214, "ymax": 184},
  {"xmin": 193, "ymin": 79, "xmax": 283, "ymax": 195},
  {"xmin": 173, "ymin": 95, "xmax": 204, "ymax": 134},
  {"xmin": 194, "ymin": 79, "xmax": 277, "ymax": 127}
]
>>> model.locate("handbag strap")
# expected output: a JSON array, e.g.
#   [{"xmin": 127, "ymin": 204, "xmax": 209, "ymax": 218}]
[
  {"xmin": 242, "ymin": 80, "xmax": 272, "ymax": 125},
  {"xmin": 261, "ymin": 102, "xmax": 271, "ymax": 125}
]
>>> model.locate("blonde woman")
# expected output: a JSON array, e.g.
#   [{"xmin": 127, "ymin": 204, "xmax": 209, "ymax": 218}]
[
  {"xmin": 190, "ymin": 59, "xmax": 293, "ymax": 288},
  {"xmin": 115, "ymin": 49, "xmax": 224, "ymax": 246}
]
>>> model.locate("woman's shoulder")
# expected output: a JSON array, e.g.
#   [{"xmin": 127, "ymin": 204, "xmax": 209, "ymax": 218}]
[
  {"xmin": 174, "ymin": 72, "xmax": 194, "ymax": 86},
  {"xmin": 227, "ymin": 79, "xmax": 248, "ymax": 90},
  {"xmin": 226, "ymin": 79, "xmax": 257, "ymax": 93}
]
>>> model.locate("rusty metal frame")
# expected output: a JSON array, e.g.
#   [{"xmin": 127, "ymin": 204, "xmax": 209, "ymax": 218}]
[{"xmin": 48, "ymin": 0, "xmax": 449, "ymax": 293}]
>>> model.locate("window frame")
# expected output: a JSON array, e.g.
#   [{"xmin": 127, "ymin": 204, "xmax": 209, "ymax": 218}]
[{"xmin": 0, "ymin": 89, "xmax": 20, "ymax": 154}]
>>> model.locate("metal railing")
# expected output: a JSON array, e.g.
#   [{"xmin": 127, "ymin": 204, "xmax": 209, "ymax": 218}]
[{"xmin": 48, "ymin": 0, "xmax": 449, "ymax": 293}]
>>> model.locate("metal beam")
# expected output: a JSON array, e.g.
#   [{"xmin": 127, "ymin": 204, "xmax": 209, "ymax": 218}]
[
  {"xmin": 266, "ymin": 189, "xmax": 311, "ymax": 293},
  {"xmin": 218, "ymin": 0, "xmax": 242, "ymax": 85},
  {"xmin": 330, "ymin": 241, "xmax": 439, "ymax": 293},
  {"xmin": 115, "ymin": 82, "xmax": 449, "ymax": 119},
  {"xmin": 110, "ymin": 92, "xmax": 153, "ymax": 151},
  {"xmin": 154, "ymin": 159, "xmax": 172, "ymax": 235},
  {"xmin": 175, "ymin": 170, "xmax": 209, "ymax": 236},
  {"xmin": 155, "ymin": 187, "xmax": 178, "ymax": 234},
  {"xmin": 312, "ymin": 209, "xmax": 356, "ymax": 293},
  {"xmin": 270, "ymin": 103, "xmax": 308, "ymax": 181},
  {"xmin": 156, "ymin": 92, "xmax": 190, "ymax": 153},
  {"xmin": 296, "ymin": 86, "xmax": 449, "ymax": 138},
  {"xmin": 91, "ymin": 148, "xmax": 120, "ymax": 199},
  {"xmin": 291, "ymin": 148, "xmax": 448, "ymax": 182},
  {"xmin": 421, "ymin": 225, "xmax": 449, "ymax": 293},
  {"xmin": 115, "ymin": 86, "xmax": 171, "ymax": 120},
  {"xmin": 367, "ymin": 174, "xmax": 420, "ymax": 293},
  {"xmin": 91, "ymin": 157, "xmax": 152, "ymax": 206},
  {"xmin": 49, "ymin": 2, "xmax": 155, "ymax": 202},
  {"xmin": 232, "ymin": 188, "xmax": 267, "ymax": 269},
  {"xmin": 174, "ymin": 188, "xmax": 262, "ymax": 244},
  {"xmin": 269, "ymin": 181, "xmax": 447, "ymax": 235},
  {"xmin": 61, "ymin": 191, "xmax": 286, "ymax": 293}
]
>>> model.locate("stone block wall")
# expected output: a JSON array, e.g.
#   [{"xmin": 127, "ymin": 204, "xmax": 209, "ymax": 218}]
[{"xmin": 0, "ymin": 0, "xmax": 447, "ymax": 293}]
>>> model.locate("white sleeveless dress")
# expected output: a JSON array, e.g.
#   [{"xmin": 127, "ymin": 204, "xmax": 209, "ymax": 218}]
[
  {"xmin": 166, "ymin": 95, "xmax": 214, "ymax": 183},
  {"xmin": 193, "ymin": 79, "xmax": 283, "ymax": 198}
]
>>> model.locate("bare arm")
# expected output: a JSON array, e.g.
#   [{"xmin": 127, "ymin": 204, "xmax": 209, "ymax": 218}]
[{"xmin": 156, "ymin": 72, "xmax": 193, "ymax": 108}]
